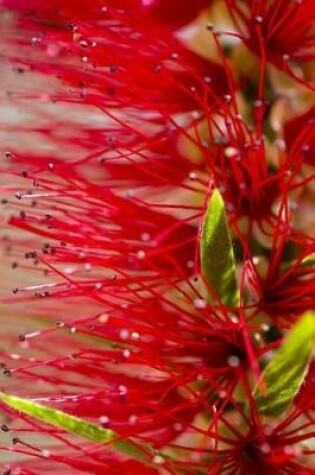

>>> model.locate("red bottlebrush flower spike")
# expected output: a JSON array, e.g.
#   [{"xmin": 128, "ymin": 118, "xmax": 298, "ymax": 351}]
[
  {"xmin": 0, "ymin": 0, "xmax": 314, "ymax": 474},
  {"xmin": 207, "ymin": 123, "xmax": 282, "ymax": 222},
  {"xmin": 258, "ymin": 251, "xmax": 315, "ymax": 323},
  {"xmin": 225, "ymin": 0, "xmax": 315, "ymax": 89},
  {"xmin": 140, "ymin": 0, "xmax": 213, "ymax": 29},
  {"xmin": 284, "ymin": 105, "xmax": 315, "ymax": 168}
]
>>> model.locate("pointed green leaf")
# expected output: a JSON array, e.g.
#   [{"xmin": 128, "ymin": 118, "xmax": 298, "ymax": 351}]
[
  {"xmin": 301, "ymin": 254, "xmax": 315, "ymax": 267},
  {"xmin": 0, "ymin": 392, "xmax": 152, "ymax": 463},
  {"xmin": 254, "ymin": 312, "xmax": 315, "ymax": 417},
  {"xmin": 200, "ymin": 189, "xmax": 239, "ymax": 306}
]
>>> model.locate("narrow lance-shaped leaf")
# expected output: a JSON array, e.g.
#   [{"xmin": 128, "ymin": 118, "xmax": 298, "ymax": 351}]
[
  {"xmin": 301, "ymin": 253, "xmax": 315, "ymax": 267},
  {"xmin": 254, "ymin": 312, "xmax": 315, "ymax": 417},
  {"xmin": 200, "ymin": 189, "xmax": 239, "ymax": 306},
  {"xmin": 0, "ymin": 392, "xmax": 154, "ymax": 464}
]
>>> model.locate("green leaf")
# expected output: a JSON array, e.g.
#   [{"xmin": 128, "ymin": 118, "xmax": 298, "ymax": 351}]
[
  {"xmin": 200, "ymin": 189, "xmax": 239, "ymax": 306},
  {"xmin": 0, "ymin": 392, "xmax": 152, "ymax": 463},
  {"xmin": 254, "ymin": 312, "xmax": 315, "ymax": 417},
  {"xmin": 301, "ymin": 254, "xmax": 315, "ymax": 267}
]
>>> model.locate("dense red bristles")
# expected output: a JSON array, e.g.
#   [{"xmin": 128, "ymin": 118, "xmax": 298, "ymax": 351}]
[
  {"xmin": 225, "ymin": 0, "xmax": 315, "ymax": 89},
  {"xmin": 0, "ymin": 0, "xmax": 314, "ymax": 474},
  {"xmin": 140, "ymin": 0, "xmax": 213, "ymax": 29}
]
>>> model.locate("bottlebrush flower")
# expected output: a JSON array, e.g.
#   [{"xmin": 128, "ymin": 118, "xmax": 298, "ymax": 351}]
[
  {"xmin": 257, "ymin": 250, "xmax": 315, "ymax": 323},
  {"xmin": 284, "ymin": 104, "xmax": 315, "ymax": 169},
  {"xmin": 0, "ymin": 1, "xmax": 314, "ymax": 474},
  {"xmin": 140, "ymin": 0, "xmax": 213, "ymax": 29},
  {"xmin": 225, "ymin": 0, "xmax": 315, "ymax": 89}
]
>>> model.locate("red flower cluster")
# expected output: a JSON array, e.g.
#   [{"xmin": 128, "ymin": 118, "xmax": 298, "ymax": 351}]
[{"xmin": 0, "ymin": 1, "xmax": 314, "ymax": 474}]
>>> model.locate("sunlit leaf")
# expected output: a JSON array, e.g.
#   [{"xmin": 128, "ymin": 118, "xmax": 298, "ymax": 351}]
[
  {"xmin": 254, "ymin": 312, "xmax": 315, "ymax": 417},
  {"xmin": 301, "ymin": 254, "xmax": 315, "ymax": 267},
  {"xmin": 0, "ymin": 392, "xmax": 153, "ymax": 463},
  {"xmin": 200, "ymin": 189, "xmax": 239, "ymax": 306}
]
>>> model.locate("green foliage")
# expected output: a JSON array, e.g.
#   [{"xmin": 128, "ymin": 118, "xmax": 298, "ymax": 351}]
[
  {"xmin": 0, "ymin": 392, "xmax": 152, "ymax": 463},
  {"xmin": 254, "ymin": 312, "xmax": 315, "ymax": 417},
  {"xmin": 200, "ymin": 189, "xmax": 239, "ymax": 306},
  {"xmin": 301, "ymin": 254, "xmax": 315, "ymax": 267}
]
